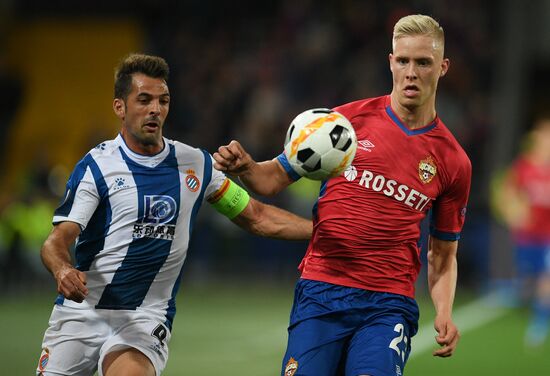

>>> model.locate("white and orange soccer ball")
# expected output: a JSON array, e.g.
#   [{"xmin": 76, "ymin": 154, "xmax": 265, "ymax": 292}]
[{"xmin": 284, "ymin": 108, "xmax": 357, "ymax": 180}]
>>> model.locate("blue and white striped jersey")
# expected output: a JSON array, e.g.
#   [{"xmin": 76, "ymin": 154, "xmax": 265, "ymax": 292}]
[{"xmin": 53, "ymin": 134, "xmax": 225, "ymax": 329}]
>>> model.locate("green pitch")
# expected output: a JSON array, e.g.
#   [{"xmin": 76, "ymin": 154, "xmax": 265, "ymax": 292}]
[{"xmin": 3, "ymin": 282, "xmax": 549, "ymax": 375}]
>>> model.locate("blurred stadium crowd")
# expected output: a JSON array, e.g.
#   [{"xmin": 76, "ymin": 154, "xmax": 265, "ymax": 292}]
[{"xmin": 0, "ymin": 0, "xmax": 545, "ymax": 295}]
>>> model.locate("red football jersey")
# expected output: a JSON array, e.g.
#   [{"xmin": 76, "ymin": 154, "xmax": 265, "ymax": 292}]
[
  {"xmin": 508, "ymin": 157, "xmax": 550, "ymax": 244},
  {"xmin": 279, "ymin": 95, "xmax": 472, "ymax": 298}
]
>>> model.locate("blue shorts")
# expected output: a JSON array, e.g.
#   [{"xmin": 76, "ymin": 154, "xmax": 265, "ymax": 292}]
[
  {"xmin": 281, "ymin": 279, "xmax": 419, "ymax": 376},
  {"xmin": 515, "ymin": 243, "xmax": 550, "ymax": 277}
]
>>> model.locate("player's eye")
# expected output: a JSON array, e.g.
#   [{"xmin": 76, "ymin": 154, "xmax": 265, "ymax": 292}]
[
  {"xmin": 417, "ymin": 59, "xmax": 431, "ymax": 67},
  {"xmin": 397, "ymin": 58, "xmax": 408, "ymax": 65}
]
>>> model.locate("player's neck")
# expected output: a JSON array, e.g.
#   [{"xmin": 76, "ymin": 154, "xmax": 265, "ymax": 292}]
[{"xmin": 390, "ymin": 97, "xmax": 437, "ymax": 130}]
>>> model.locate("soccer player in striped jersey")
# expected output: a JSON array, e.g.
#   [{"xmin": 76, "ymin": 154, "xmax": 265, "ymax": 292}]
[
  {"xmin": 214, "ymin": 14, "xmax": 471, "ymax": 376},
  {"xmin": 36, "ymin": 54, "xmax": 312, "ymax": 376}
]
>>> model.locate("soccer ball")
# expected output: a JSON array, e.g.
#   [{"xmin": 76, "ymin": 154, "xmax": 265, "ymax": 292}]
[{"xmin": 284, "ymin": 108, "xmax": 357, "ymax": 180}]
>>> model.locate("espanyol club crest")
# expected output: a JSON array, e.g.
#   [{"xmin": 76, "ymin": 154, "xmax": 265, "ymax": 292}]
[
  {"xmin": 185, "ymin": 169, "xmax": 200, "ymax": 192},
  {"xmin": 418, "ymin": 155, "xmax": 437, "ymax": 184},
  {"xmin": 38, "ymin": 348, "xmax": 50, "ymax": 372}
]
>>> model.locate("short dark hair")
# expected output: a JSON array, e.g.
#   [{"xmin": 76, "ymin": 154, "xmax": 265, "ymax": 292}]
[{"xmin": 114, "ymin": 53, "xmax": 170, "ymax": 100}]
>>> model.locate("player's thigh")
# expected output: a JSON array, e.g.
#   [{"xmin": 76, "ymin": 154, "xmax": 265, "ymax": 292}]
[
  {"xmin": 102, "ymin": 348, "xmax": 155, "ymax": 376},
  {"xmin": 37, "ymin": 305, "xmax": 106, "ymax": 375},
  {"xmin": 281, "ymin": 317, "xmax": 349, "ymax": 376},
  {"xmin": 98, "ymin": 312, "xmax": 170, "ymax": 376},
  {"xmin": 345, "ymin": 320, "xmax": 414, "ymax": 376}
]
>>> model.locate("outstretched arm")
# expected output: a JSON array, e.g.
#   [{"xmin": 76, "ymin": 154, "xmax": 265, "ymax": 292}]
[
  {"xmin": 232, "ymin": 197, "xmax": 312, "ymax": 240},
  {"xmin": 427, "ymin": 236, "xmax": 460, "ymax": 357},
  {"xmin": 41, "ymin": 221, "xmax": 88, "ymax": 302},
  {"xmin": 213, "ymin": 140, "xmax": 293, "ymax": 196},
  {"xmin": 208, "ymin": 177, "xmax": 311, "ymax": 240}
]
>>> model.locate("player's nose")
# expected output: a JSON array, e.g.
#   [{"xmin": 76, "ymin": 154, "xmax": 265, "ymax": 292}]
[
  {"xmin": 405, "ymin": 64, "xmax": 417, "ymax": 80},
  {"xmin": 149, "ymin": 100, "xmax": 161, "ymax": 115}
]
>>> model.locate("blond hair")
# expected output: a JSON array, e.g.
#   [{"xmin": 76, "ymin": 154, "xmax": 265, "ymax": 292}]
[{"xmin": 392, "ymin": 14, "xmax": 445, "ymax": 52}]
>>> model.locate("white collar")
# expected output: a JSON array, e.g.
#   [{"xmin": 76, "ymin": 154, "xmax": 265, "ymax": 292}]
[{"xmin": 116, "ymin": 134, "xmax": 170, "ymax": 168}]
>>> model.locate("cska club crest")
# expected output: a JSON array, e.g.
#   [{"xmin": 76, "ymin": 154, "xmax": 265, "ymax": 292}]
[
  {"xmin": 418, "ymin": 155, "xmax": 437, "ymax": 184},
  {"xmin": 284, "ymin": 357, "xmax": 298, "ymax": 376}
]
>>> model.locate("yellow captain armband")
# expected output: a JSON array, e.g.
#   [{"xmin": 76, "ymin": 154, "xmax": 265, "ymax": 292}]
[{"xmin": 208, "ymin": 178, "xmax": 250, "ymax": 219}]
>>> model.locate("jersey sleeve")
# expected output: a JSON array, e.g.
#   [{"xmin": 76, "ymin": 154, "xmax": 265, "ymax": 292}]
[
  {"xmin": 276, "ymin": 152, "xmax": 302, "ymax": 181},
  {"xmin": 203, "ymin": 152, "xmax": 250, "ymax": 219},
  {"xmin": 203, "ymin": 154, "xmax": 227, "ymax": 199},
  {"xmin": 53, "ymin": 155, "xmax": 101, "ymax": 230},
  {"xmin": 430, "ymin": 157, "xmax": 472, "ymax": 241}
]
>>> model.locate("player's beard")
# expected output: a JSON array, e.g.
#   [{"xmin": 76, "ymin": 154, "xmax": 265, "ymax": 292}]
[
  {"xmin": 139, "ymin": 127, "xmax": 162, "ymax": 146},
  {"xmin": 126, "ymin": 124, "xmax": 163, "ymax": 151}
]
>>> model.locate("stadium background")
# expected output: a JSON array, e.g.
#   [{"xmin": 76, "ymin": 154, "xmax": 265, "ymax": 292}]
[{"xmin": 1, "ymin": 0, "xmax": 549, "ymax": 374}]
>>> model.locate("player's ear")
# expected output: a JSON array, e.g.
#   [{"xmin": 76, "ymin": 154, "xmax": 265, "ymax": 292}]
[
  {"xmin": 440, "ymin": 58, "xmax": 450, "ymax": 77},
  {"xmin": 113, "ymin": 98, "xmax": 125, "ymax": 120},
  {"xmin": 388, "ymin": 53, "xmax": 394, "ymax": 72}
]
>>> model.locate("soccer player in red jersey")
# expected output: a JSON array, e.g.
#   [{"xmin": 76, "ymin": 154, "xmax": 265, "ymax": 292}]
[
  {"xmin": 494, "ymin": 115, "xmax": 550, "ymax": 347},
  {"xmin": 214, "ymin": 14, "xmax": 471, "ymax": 375}
]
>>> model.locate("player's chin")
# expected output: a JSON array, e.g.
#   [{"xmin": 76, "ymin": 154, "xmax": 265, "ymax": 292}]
[
  {"xmin": 400, "ymin": 94, "xmax": 421, "ymax": 106},
  {"xmin": 140, "ymin": 131, "xmax": 162, "ymax": 144}
]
